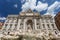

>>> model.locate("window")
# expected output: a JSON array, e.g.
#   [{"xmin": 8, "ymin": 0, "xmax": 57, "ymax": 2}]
[
  {"xmin": 10, "ymin": 24, "xmax": 12, "ymax": 27},
  {"xmin": 20, "ymin": 23, "xmax": 23, "ymax": 29},
  {"xmin": 37, "ymin": 26, "xmax": 41, "ymax": 29},
  {"xmin": 51, "ymin": 24, "xmax": 54, "ymax": 28},
  {"xmin": 13, "ymin": 24, "xmax": 17, "ymax": 30},
  {"xmin": 14, "ymin": 20, "xmax": 17, "ymax": 23},
  {"xmin": 19, "ymin": 25, "xmax": 23, "ymax": 29},
  {"xmin": 37, "ymin": 23, "xmax": 40, "ymax": 29},
  {"xmin": 37, "ymin": 25, "xmax": 39, "ymax": 29},
  {"xmin": 8, "ymin": 24, "xmax": 12, "ymax": 29},
  {"xmin": 21, "ymin": 25, "xmax": 23, "ymax": 29},
  {"xmin": 5, "ymin": 24, "xmax": 8, "ymax": 26},
  {"xmin": 11, "ymin": 18, "xmax": 16, "ymax": 23},
  {"xmin": 3, "ymin": 24, "xmax": 8, "ymax": 30},
  {"xmin": 11, "ymin": 24, "xmax": 12, "ymax": 26},
  {"xmin": 9, "ymin": 17, "xmax": 12, "ymax": 20},
  {"xmin": 14, "ymin": 19, "xmax": 17, "ymax": 23},
  {"xmin": 47, "ymin": 24, "xmax": 50, "ymax": 28},
  {"xmin": 4, "ymin": 24, "xmax": 8, "ymax": 28},
  {"xmin": 8, "ymin": 24, "xmax": 12, "ymax": 30},
  {"xmin": 20, "ymin": 23, "xmax": 23, "ymax": 25},
  {"xmin": 15, "ymin": 24, "xmax": 17, "ymax": 27},
  {"xmin": 42, "ymin": 24, "xmax": 45, "ymax": 28}
]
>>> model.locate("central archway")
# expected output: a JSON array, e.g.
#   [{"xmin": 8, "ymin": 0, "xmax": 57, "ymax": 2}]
[{"xmin": 26, "ymin": 19, "xmax": 33, "ymax": 30}]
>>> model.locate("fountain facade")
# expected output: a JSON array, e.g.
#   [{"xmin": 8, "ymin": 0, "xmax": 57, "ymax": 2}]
[{"xmin": 1, "ymin": 9, "xmax": 60, "ymax": 40}]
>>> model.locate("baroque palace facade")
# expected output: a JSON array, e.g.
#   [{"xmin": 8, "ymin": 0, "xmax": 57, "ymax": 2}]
[{"xmin": 1, "ymin": 9, "xmax": 60, "ymax": 40}]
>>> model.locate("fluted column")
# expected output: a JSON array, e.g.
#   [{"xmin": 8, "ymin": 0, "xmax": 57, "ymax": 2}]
[
  {"xmin": 44, "ymin": 20, "xmax": 48, "ymax": 33},
  {"xmin": 34, "ymin": 19, "xmax": 37, "ymax": 30},
  {"xmin": 11, "ymin": 24, "xmax": 15, "ymax": 31},
  {"xmin": 17, "ymin": 19, "xmax": 21, "ymax": 30},
  {"xmin": 2, "ymin": 20, "xmax": 8, "ymax": 30},
  {"xmin": 49, "ymin": 20, "xmax": 53, "ymax": 31},
  {"xmin": 23, "ymin": 19, "xmax": 26, "ymax": 31},
  {"xmin": 7, "ymin": 23, "xmax": 10, "ymax": 31},
  {"xmin": 40, "ymin": 19, "xmax": 43, "ymax": 29},
  {"xmin": 2, "ymin": 24, "xmax": 6, "ymax": 30}
]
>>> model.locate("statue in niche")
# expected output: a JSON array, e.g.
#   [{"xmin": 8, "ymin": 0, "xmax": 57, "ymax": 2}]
[
  {"xmin": 27, "ymin": 24, "xmax": 31, "ymax": 30},
  {"xmin": 26, "ymin": 19, "xmax": 33, "ymax": 30}
]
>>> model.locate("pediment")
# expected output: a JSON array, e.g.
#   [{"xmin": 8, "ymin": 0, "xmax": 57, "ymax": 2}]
[{"xmin": 26, "ymin": 9, "xmax": 33, "ymax": 13}]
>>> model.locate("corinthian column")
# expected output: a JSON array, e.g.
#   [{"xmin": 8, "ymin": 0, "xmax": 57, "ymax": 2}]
[
  {"xmin": 23, "ymin": 19, "xmax": 26, "ymax": 31},
  {"xmin": 17, "ymin": 19, "xmax": 21, "ymax": 30},
  {"xmin": 34, "ymin": 19, "xmax": 37, "ymax": 30}
]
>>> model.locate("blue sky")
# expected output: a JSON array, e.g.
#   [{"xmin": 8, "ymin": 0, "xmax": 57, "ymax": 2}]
[{"xmin": 0, "ymin": 0, "xmax": 60, "ymax": 17}]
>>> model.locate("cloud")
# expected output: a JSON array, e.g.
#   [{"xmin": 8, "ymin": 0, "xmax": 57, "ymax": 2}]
[
  {"xmin": 22, "ymin": 0, "xmax": 36, "ymax": 12},
  {"xmin": 21, "ymin": 0, "xmax": 60, "ymax": 17},
  {"xmin": 45, "ymin": 1, "xmax": 60, "ymax": 17},
  {"xmin": 0, "ymin": 17, "xmax": 6, "ymax": 20},
  {"xmin": 35, "ymin": 1, "xmax": 48, "ymax": 12},
  {"xmin": 59, "ymin": 5, "xmax": 60, "ymax": 7},
  {"xmin": 21, "ymin": 0, "xmax": 48, "ymax": 12},
  {"xmin": 14, "ymin": 4, "xmax": 18, "ymax": 8},
  {"xmin": 48, "ymin": 1, "xmax": 60, "ymax": 13},
  {"xmin": 21, "ymin": 0, "xmax": 26, "ymax": 3},
  {"xmin": 56, "ymin": 4, "xmax": 60, "ymax": 9}
]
